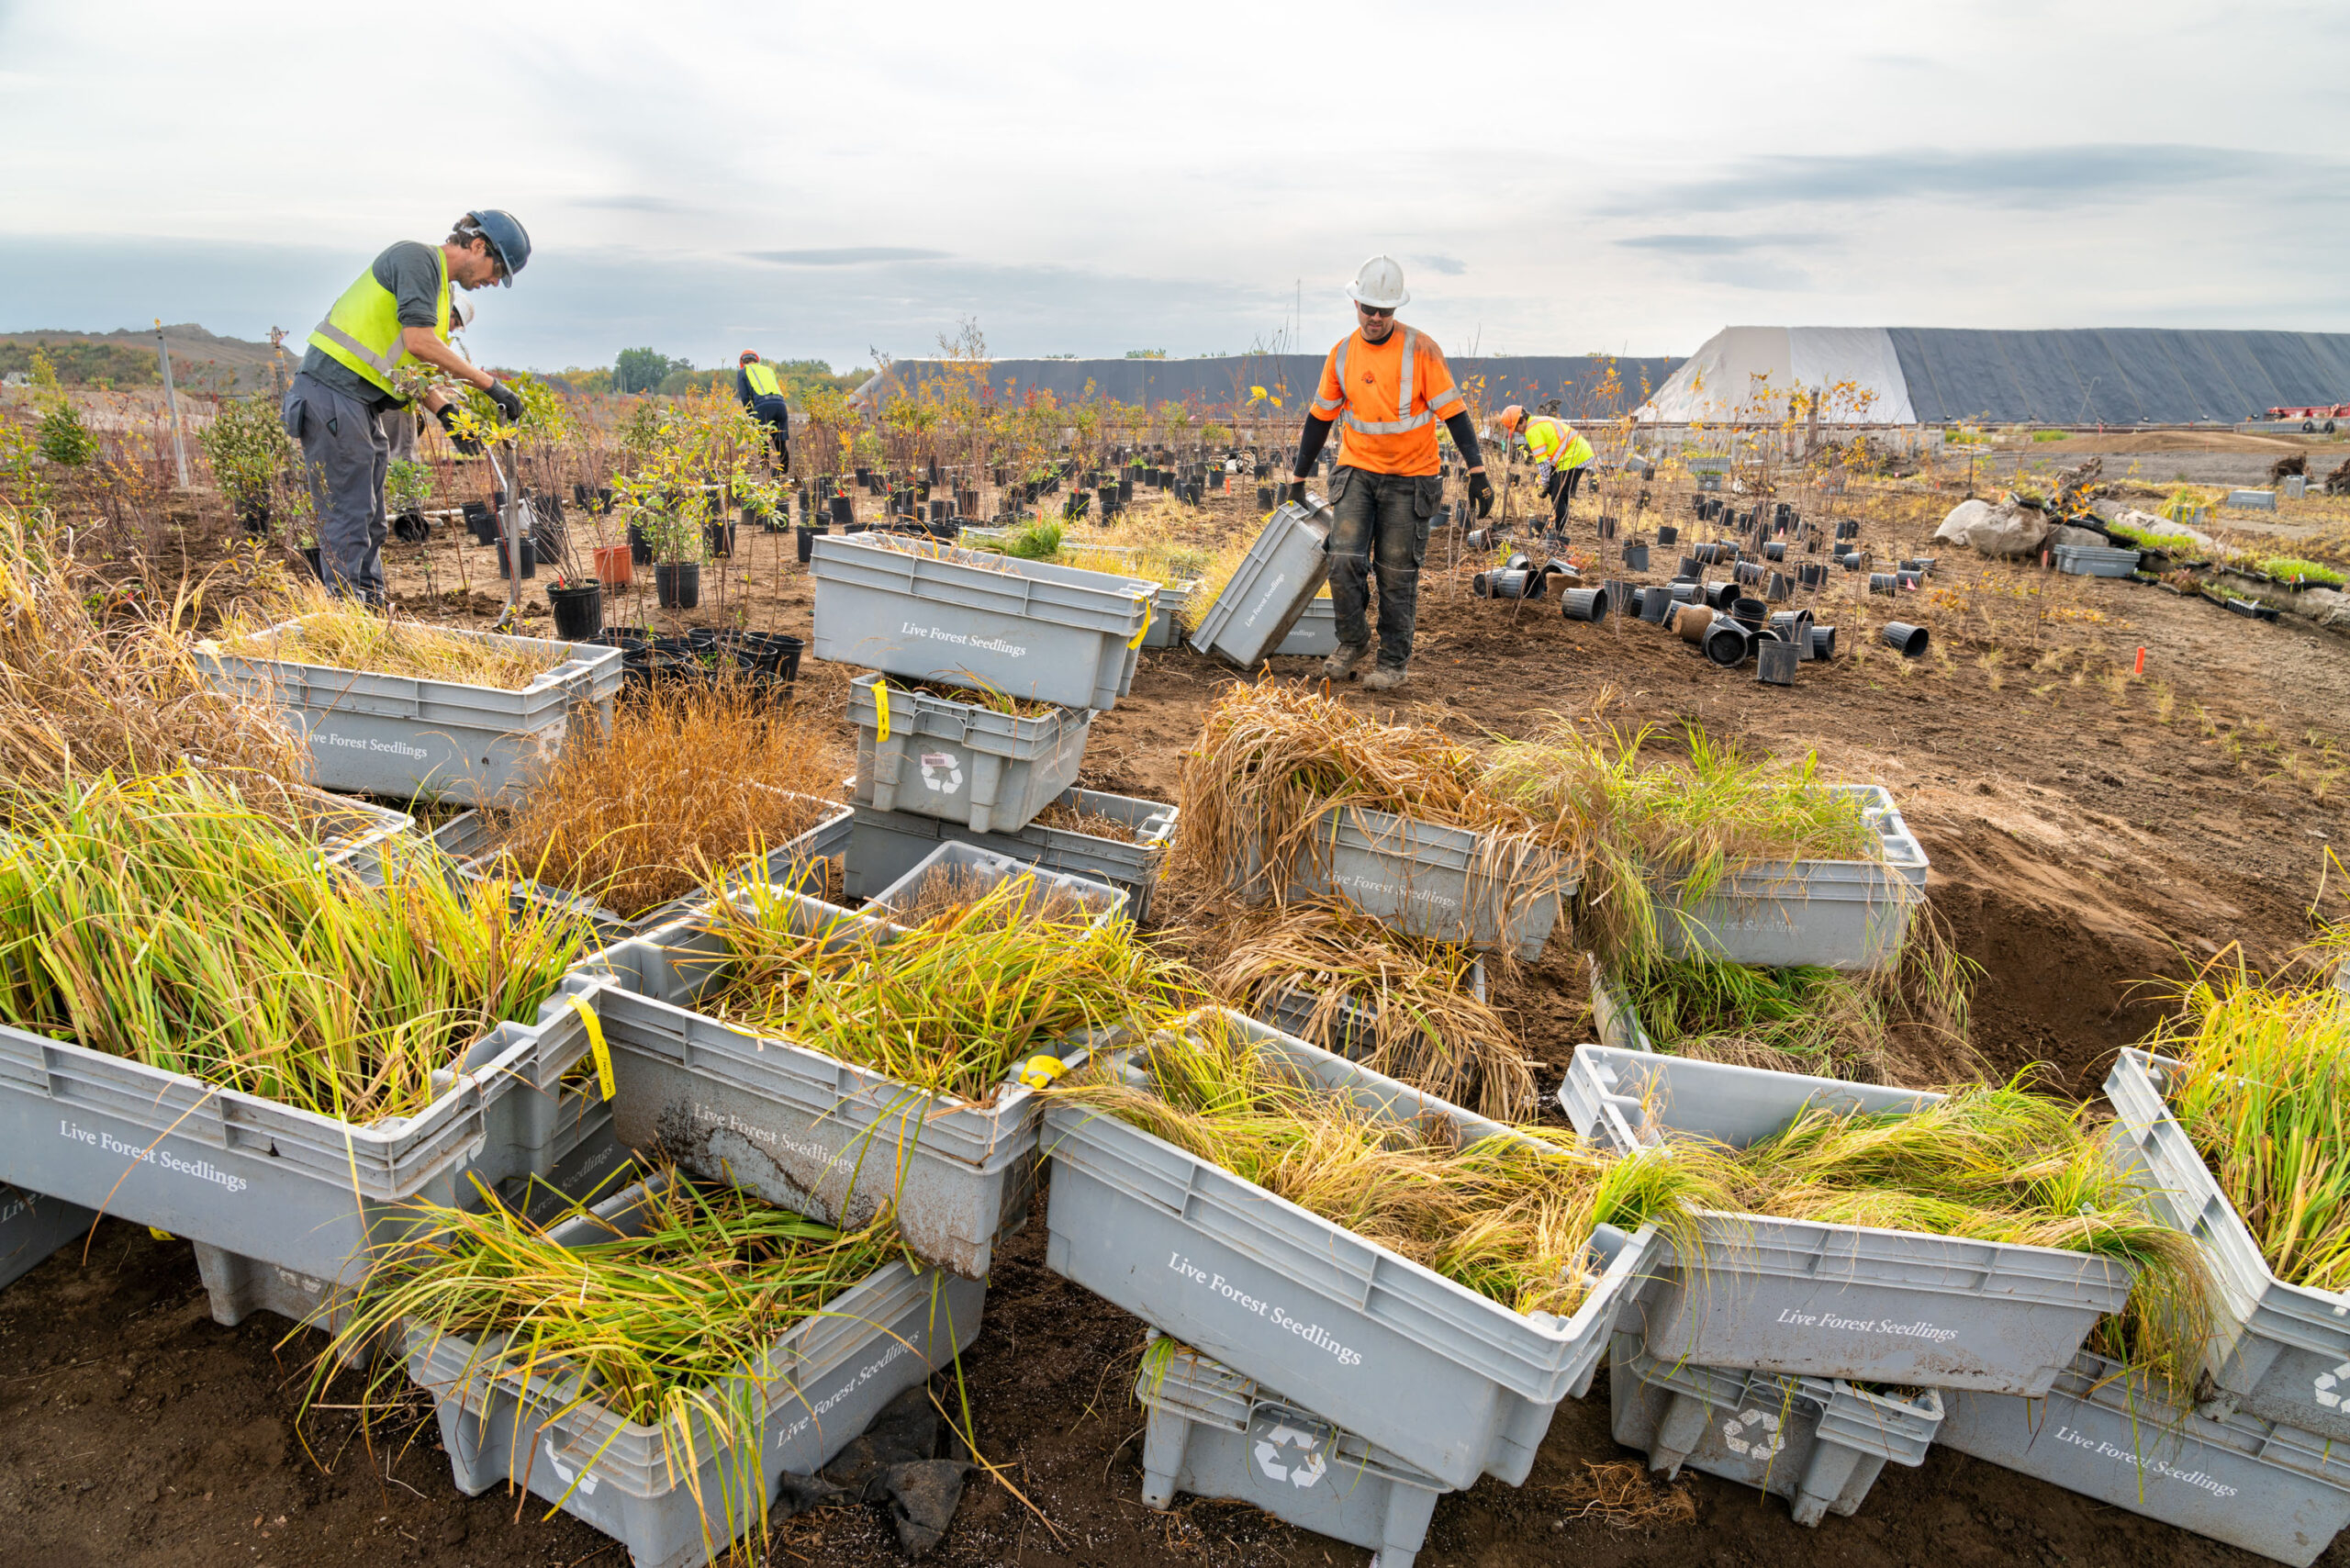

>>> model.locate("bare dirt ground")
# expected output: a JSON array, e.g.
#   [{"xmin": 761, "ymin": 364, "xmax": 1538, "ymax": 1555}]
[{"xmin": 5, "ymin": 467, "xmax": 2349, "ymax": 1568}]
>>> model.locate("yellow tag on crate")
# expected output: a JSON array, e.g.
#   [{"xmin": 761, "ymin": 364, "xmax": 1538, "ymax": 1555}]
[
  {"xmin": 570, "ymin": 995, "xmax": 615, "ymax": 1102},
  {"xmin": 1016, "ymin": 1054, "xmax": 1067, "ymax": 1089},
  {"xmin": 147, "ymin": 1227, "xmax": 175, "ymax": 1241},
  {"xmin": 1127, "ymin": 593, "xmax": 1152, "ymax": 649},
  {"xmin": 875, "ymin": 680, "xmax": 891, "ymax": 743}
]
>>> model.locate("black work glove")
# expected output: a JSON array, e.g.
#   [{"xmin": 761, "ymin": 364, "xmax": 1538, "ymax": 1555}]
[
  {"xmin": 1287, "ymin": 479, "xmax": 1308, "ymax": 507},
  {"xmin": 1468, "ymin": 470, "xmax": 1495, "ymax": 518},
  {"xmin": 485, "ymin": 378, "xmax": 526, "ymax": 423},
  {"xmin": 435, "ymin": 404, "xmax": 484, "ymax": 455}
]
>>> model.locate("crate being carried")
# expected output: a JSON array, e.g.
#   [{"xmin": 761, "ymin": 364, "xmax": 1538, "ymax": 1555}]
[
  {"xmin": 809, "ymin": 532, "xmax": 1152, "ymax": 711},
  {"xmin": 197, "ymin": 615, "xmax": 625, "ymax": 806},
  {"xmin": 1190, "ymin": 498, "xmax": 1334, "ymax": 667}
]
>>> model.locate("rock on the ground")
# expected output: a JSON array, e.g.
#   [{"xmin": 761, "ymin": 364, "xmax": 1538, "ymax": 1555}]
[
  {"xmin": 2050, "ymin": 525, "xmax": 2106, "ymax": 550},
  {"xmin": 1935, "ymin": 498, "xmax": 2055, "ymax": 558}
]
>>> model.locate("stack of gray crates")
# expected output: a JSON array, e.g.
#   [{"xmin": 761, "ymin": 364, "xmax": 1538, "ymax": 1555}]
[
  {"xmin": 810, "ymin": 531, "xmax": 1181, "ymax": 920},
  {"xmin": 1048, "ymin": 1011, "xmax": 1660, "ymax": 1564},
  {"xmin": 1565, "ymin": 1044, "xmax": 2350, "ymax": 1561}
]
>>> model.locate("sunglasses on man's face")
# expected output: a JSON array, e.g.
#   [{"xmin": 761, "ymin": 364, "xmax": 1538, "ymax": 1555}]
[{"xmin": 1357, "ymin": 304, "xmax": 1394, "ymax": 319}]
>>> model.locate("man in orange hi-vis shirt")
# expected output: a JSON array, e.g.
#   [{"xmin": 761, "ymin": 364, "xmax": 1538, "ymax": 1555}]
[{"xmin": 1287, "ymin": 255, "xmax": 1494, "ymax": 691}]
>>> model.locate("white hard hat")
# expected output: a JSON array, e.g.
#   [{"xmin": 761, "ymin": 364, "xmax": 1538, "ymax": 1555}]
[{"xmin": 1347, "ymin": 254, "xmax": 1409, "ymax": 309}]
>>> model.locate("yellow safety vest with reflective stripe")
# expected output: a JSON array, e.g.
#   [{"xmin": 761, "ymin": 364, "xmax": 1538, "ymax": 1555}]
[
  {"xmin": 743, "ymin": 361, "xmax": 783, "ymax": 398},
  {"xmin": 1525, "ymin": 417, "xmax": 1593, "ymax": 472},
  {"xmin": 307, "ymin": 247, "xmax": 452, "ymax": 398}
]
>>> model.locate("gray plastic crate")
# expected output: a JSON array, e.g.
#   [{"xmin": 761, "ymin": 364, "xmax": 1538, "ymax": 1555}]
[
  {"xmin": 1938, "ymin": 1350, "xmax": 2350, "ymax": 1567},
  {"xmin": 0, "ymin": 970, "xmax": 608, "ymax": 1296},
  {"xmin": 2107, "ymin": 1047, "xmax": 2350, "ymax": 1443},
  {"xmin": 2053, "ymin": 543, "xmax": 2143, "ymax": 577},
  {"xmin": 1142, "ymin": 580, "xmax": 1200, "ymax": 650},
  {"xmin": 1273, "ymin": 596, "xmax": 1339, "ymax": 657},
  {"xmin": 1584, "ymin": 956, "xmax": 1652, "ymax": 1054},
  {"xmin": 196, "ymin": 614, "xmax": 624, "ymax": 806},
  {"xmin": 867, "ymin": 840, "xmax": 1129, "ymax": 928},
  {"xmin": 308, "ymin": 790, "xmax": 415, "ymax": 886},
  {"xmin": 808, "ymin": 532, "xmax": 1150, "ymax": 711},
  {"xmin": 0, "ymin": 1183, "xmax": 94, "ymax": 1290},
  {"xmin": 1650, "ymin": 783, "xmax": 1926, "ymax": 971},
  {"xmin": 1042, "ymin": 1007, "xmax": 1662, "ymax": 1490},
  {"xmin": 1608, "ymin": 1332, "xmax": 1941, "ymax": 1526},
  {"xmin": 1136, "ymin": 1340, "xmax": 1449, "ymax": 1568},
  {"xmin": 583, "ymin": 888, "xmax": 1105, "ymax": 1280},
  {"xmin": 848, "ymin": 674, "xmax": 1094, "ymax": 835},
  {"xmin": 1558, "ymin": 1045, "xmax": 2133, "ymax": 1394},
  {"xmin": 1190, "ymin": 499, "xmax": 1333, "ymax": 667},
  {"xmin": 408, "ymin": 1173, "xmax": 987, "ymax": 1568},
  {"xmin": 838, "ymin": 788, "xmax": 1179, "ymax": 921},
  {"xmin": 2227, "ymin": 488, "xmax": 2280, "ymax": 512},
  {"xmin": 1248, "ymin": 804, "xmax": 1574, "ymax": 959},
  {"xmin": 1259, "ymin": 958, "xmax": 1487, "ymax": 1062},
  {"xmin": 428, "ymin": 789, "xmax": 851, "ymax": 935}
]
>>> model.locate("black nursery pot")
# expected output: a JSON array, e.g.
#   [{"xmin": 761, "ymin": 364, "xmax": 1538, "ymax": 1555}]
[
  {"xmin": 708, "ymin": 521, "xmax": 736, "ymax": 559},
  {"xmin": 628, "ymin": 521, "xmax": 654, "ymax": 566},
  {"xmin": 496, "ymin": 537, "xmax": 536, "ymax": 579},
  {"xmin": 547, "ymin": 581, "xmax": 603, "ymax": 641},
  {"xmin": 656, "ymin": 562, "xmax": 701, "ymax": 610},
  {"xmin": 797, "ymin": 523, "xmax": 830, "ymax": 565}
]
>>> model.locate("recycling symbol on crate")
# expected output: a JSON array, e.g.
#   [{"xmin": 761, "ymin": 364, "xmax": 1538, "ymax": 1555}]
[
  {"xmin": 918, "ymin": 751, "xmax": 963, "ymax": 796},
  {"xmin": 1720, "ymin": 1407, "xmax": 1785, "ymax": 1461},
  {"xmin": 1250, "ymin": 1411, "xmax": 1331, "ymax": 1489},
  {"xmin": 2313, "ymin": 1359, "xmax": 2350, "ymax": 1409}
]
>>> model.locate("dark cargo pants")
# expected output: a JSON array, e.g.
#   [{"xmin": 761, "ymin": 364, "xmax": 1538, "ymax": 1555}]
[
  {"xmin": 1326, "ymin": 465, "xmax": 1440, "ymax": 669},
  {"xmin": 282, "ymin": 371, "xmax": 388, "ymax": 601}
]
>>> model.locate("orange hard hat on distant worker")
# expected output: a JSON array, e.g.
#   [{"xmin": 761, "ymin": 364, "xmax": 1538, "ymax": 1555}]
[
  {"xmin": 1496, "ymin": 405, "xmax": 1527, "ymax": 433},
  {"xmin": 739, "ymin": 350, "xmax": 761, "ymax": 365}
]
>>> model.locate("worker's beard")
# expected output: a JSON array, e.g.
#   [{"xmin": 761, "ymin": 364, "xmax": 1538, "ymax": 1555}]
[{"xmin": 1360, "ymin": 320, "xmax": 1394, "ymax": 343}]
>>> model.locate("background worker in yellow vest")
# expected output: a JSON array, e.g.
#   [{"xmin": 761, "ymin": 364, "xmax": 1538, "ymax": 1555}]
[
  {"xmin": 1496, "ymin": 404, "xmax": 1593, "ymax": 534},
  {"xmin": 288, "ymin": 210, "xmax": 531, "ymax": 601},
  {"xmin": 1287, "ymin": 255, "xmax": 1494, "ymax": 692},
  {"xmin": 735, "ymin": 351, "xmax": 790, "ymax": 469}
]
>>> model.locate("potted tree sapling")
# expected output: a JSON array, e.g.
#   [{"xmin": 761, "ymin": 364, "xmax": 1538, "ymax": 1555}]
[
  {"xmin": 647, "ymin": 508, "xmax": 706, "ymax": 610},
  {"xmin": 196, "ymin": 393, "xmax": 297, "ymax": 536},
  {"xmin": 386, "ymin": 458, "xmax": 434, "ymax": 543}
]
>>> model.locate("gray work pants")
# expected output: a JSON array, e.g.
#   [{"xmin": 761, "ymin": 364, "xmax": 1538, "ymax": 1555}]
[
  {"xmin": 1326, "ymin": 465, "xmax": 1438, "ymax": 668},
  {"xmin": 282, "ymin": 372, "xmax": 388, "ymax": 601}
]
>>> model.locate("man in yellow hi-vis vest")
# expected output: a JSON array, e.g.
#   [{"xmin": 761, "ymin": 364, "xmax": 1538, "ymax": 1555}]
[
  {"xmin": 735, "ymin": 351, "xmax": 790, "ymax": 469},
  {"xmin": 288, "ymin": 210, "xmax": 530, "ymax": 600},
  {"xmin": 1497, "ymin": 405, "xmax": 1592, "ymax": 532}
]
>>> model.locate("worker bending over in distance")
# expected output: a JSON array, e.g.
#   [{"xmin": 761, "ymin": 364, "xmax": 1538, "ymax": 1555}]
[
  {"xmin": 1496, "ymin": 405, "xmax": 1593, "ymax": 537},
  {"xmin": 290, "ymin": 210, "xmax": 531, "ymax": 601},
  {"xmin": 737, "ymin": 351, "xmax": 790, "ymax": 470},
  {"xmin": 1288, "ymin": 255, "xmax": 1493, "ymax": 692}
]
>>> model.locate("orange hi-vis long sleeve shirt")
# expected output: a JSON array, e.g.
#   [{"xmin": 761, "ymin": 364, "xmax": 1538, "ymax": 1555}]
[{"xmin": 1310, "ymin": 324, "xmax": 1468, "ymax": 477}]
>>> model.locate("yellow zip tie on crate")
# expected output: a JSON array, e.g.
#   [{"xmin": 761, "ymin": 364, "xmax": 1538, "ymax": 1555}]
[
  {"xmin": 1016, "ymin": 1054, "xmax": 1067, "ymax": 1089},
  {"xmin": 148, "ymin": 1227, "xmax": 175, "ymax": 1241},
  {"xmin": 569, "ymin": 994, "xmax": 615, "ymax": 1102},
  {"xmin": 1127, "ymin": 592, "xmax": 1153, "ymax": 649},
  {"xmin": 874, "ymin": 680, "xmax": 891, "ymax": 743}
]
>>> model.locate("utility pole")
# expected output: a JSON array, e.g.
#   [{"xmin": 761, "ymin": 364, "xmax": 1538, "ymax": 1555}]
[{"xmin": 154, "ymin": 319, "xmax": 191, "ymax": 487}]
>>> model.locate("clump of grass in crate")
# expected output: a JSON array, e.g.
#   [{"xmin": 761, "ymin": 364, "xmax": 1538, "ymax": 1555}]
[{"xmin": 483, "ymin": 672, "xmax": 846, "ymax": 920}]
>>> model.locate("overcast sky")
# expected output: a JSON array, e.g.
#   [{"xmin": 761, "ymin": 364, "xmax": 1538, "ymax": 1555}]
[{"xmin": 2, "ymin": 0, "xmax": 2344, "ymax": 375}]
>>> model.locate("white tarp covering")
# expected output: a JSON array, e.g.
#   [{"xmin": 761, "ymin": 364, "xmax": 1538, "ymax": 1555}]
[{"xmin": 1637, "ymin": 326, "xmax": 1916, "ymax": 424}]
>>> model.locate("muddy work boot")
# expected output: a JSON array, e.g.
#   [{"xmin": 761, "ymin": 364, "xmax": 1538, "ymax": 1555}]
[
  {"xmin": 1320, "ymin": 644, "xmax": 1370, "ymax": 681},
  {"xmin": 1363, "ymin": 664, "xmax": 1410, "ymax": 692}
]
